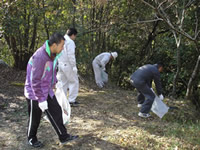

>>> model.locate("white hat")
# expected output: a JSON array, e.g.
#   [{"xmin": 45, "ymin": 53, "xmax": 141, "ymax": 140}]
[{"xmin": 111, "ymin": 52, "xmax": 118, "ymax": 59}]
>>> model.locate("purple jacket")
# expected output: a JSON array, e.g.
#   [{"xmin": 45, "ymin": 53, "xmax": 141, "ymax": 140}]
[{"xmin": 24, "ymin": 41, "xmax": 58, "ymax": 102}]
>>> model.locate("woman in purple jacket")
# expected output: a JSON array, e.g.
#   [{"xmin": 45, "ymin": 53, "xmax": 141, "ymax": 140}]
[{"xmin": 24, "ymin": 33, "xmax": 78, "ymax": 148}]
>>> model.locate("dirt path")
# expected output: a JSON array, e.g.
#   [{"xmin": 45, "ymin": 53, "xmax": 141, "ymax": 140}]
[{"xmin": 0, "ymin": 68, "xmax": 200, "ymax": 150}]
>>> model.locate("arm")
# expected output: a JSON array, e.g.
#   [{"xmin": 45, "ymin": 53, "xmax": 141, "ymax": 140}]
[
  {"xmin": 100, "ymin": 55, "xmax": 110, "ymax": 70},
  {"xmin": 153, "ymin": 71, "xmax": 162, "ymax": 95},
  {"xmin": 67, "ymin": 41, "xmax": 76, "ymax": 68},
  {"xmin": 31, "ymin": 56, "xmax": 46, "ymax": 102}
]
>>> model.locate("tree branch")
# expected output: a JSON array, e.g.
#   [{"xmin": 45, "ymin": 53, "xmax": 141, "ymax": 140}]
[
  {"xmin": 128, "ymin": 18, "xmax": 163, "ymax": 25},
  {"xmin": 158, "ymin": 0, "xmax": 168, "ymax": 9},
  {"xmin": 185, "ymin": 0, "xmax": 196, "ymax": 8},
  {"xmin": 140, "ymin": 0, "xmax": 196, "ymax": 41},
  {"xmin": 194, "ymin": 11, "xmax": 199, "ymax": 39},
  {"xmin": 140, "ymin": 0, "xmax": 156, "ymax": 9},
  {"xmin": 164, "ymin": 0, "xmax": 176, "ymax": 10}
]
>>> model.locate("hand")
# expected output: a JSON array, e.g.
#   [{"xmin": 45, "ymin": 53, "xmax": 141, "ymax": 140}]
[
  {"xmin": 159, "ymin": 94, "xmax": 164, "ymax": 100},
  {"xmin": 97, "ymin": 82, "xmax": 104, "ymax": 88},
  {"xmin": 73, "ymin": 67, "xmax": 78, "ymax": 74},
  {"xmin": 102, "ymin": 67, "xmax": 106, "ymax": 71},
  {"xmin": 39, "ymin": 101, "xmax": 48, "ymax": 112}
]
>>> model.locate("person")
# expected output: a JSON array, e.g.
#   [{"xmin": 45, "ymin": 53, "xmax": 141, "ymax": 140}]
[
  {"xmin": 24, "ymin": 33, "xmax": 78, "ymax": 148},
  {"xmin": 130, "ymin": 63, "xmax": 164, "ymax": 118},
  {"xmin": 92, "ymin": 52, "xmax": 118, "ymax": 88},
  {"xmin": 57, "ymin": 28, "xmax": 79, "ymax": 107}
]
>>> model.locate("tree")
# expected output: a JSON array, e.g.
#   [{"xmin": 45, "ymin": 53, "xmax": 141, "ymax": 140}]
[
  {"xmin": 0, "ymin": 0, "xmax": 40, "ymax": 69},
  {"xmin": 140, "ymin": 0, "xmax": 200, "ymax": 98}
]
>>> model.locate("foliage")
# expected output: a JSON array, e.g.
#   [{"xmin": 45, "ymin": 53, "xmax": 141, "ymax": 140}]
[{"xmin": 0, "ymin": 0, "xmax": 200, "ymax": 102}]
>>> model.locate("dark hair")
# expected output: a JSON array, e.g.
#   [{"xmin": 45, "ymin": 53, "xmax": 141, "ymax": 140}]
[
  {"xmin": 157, "ymin": 62, "xmax": 164, "ymax": 68},
  {"xmin": 66, "ymin": 28, "xmax": 78, "ymax": 36},
  {"xmin": 48, "ymin": 33, "xmax": 65, "ymax": 46}
]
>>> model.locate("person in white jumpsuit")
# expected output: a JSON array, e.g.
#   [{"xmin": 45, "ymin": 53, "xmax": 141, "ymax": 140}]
[
  {"xmin": 57, "ymin": 28, "xmax": 79, "ymax": 106},
  {"xmin": 92, "ymin": 52, "xmax": 118, "ymax": 88}
]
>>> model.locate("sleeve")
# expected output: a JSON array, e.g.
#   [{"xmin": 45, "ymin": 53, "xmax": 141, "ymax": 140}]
[
  {"xmin": 153, "ymin": 71, "xmax": 162, "ymax": 95},
  {"xmin": 31, "ymin": 56, "xmax": 47, "ymax": 102},
  {"xmin": 100, "ymin": 55, "xmax": 110, "ymax": 70},
  {"xmin": 67, "ymin": 41, "xmax": 76, "ymax": 68}
]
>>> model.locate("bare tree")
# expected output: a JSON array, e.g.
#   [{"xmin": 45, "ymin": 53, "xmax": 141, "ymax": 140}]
[{"xmin": 140, "ymin": 0, "xmax": 200, "ymax": 98}]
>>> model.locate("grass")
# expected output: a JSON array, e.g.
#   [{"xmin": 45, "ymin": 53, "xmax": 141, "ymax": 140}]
[
  {"xmin": 165, "ymin": 121, "xmax": 200, "ymax": 146},
  {"xmin": 10, "ymin": 82, "xmax": 25, "ymax": 87},
  {"xmin": 106, "ymin": 120, "xmax": 200, "ymax": 149},
  {"xmin": 1, "ymin": 80, "xmax": 200, "ymax": 149}
]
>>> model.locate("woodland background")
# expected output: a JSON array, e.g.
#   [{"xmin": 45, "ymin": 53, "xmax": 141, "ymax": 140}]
[{"xmin": 0, "ymin": 0, "xmax": 200, "ymax": 107}]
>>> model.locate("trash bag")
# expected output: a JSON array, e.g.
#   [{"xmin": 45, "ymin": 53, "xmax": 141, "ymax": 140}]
[
  {"xmin": 151, "ymin": 89, "xmax": 169, "ymax": 118},
  {"xmin": 55, "ymin": 83, "xmax": 71, "ymax": 124}
]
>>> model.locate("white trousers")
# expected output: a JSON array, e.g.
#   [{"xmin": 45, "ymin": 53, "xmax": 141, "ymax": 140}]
[
  {"xmin": 57, "ymin": 63, "xmax": 79, "ymax": 103},
  {"xmin": 92, "ymin": 60, "xmax": 108, "ymax": 88}
]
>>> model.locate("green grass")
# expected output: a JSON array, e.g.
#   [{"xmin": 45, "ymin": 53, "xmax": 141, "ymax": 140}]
[
  {"xmin": 10, "ymin": 82, "xmax": 25, "ymax": 87},
  {"xmin": 164, "ymin": 121, "xmax": 200, "ymax": 145}
]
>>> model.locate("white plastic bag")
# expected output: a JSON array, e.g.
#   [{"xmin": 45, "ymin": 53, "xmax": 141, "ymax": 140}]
[
  {"xmin": 55, "ymin": 83, "xmax": 71, "ymax": 124},
  {"xmin": 151, "ymin": 89, "xmax": 169, "ymax": 118}
]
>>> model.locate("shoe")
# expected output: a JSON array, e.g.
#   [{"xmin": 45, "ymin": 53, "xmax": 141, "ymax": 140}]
[
  {"xmin": 60, "ymin": 135, "xmax": 79, "ymax": 145},
  {"xmin": 70, "ymin": 101, "xmax": 79, "ymax": 107},
  {"xmin": 28, "ymin": 138, "xmax": 43, "ymax": 148},
  {"xmin": 138, "ymin": 112, "xmax": 151, "ymax": 118},
  {"xmin": 137, "ymin": 104, "xmax": 142, "ymax": 108}
]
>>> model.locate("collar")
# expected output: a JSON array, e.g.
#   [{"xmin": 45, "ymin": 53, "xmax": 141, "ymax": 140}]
[
  {"xmin": 45, "ymin": 40, "xmax": 51, "ymax": 57},
  {"xmin": 64, "ymin": 34, "xmax": 71, "ymax": 40},
  {"xmin": 154, "ymin": 64, "xmax": 159, "ymax": 69},
  {"xmin": 45, "ymin": 40, "xmax": 62, "ymax": 60}
]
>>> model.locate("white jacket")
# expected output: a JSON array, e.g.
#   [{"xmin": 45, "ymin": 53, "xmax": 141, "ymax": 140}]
[
  {"xmin": 58, "ymin": 35, "xmax": 76, "ymax": 68},
  {"xmin": 93, "ymin": 52, "xmax": 111, "ymax": 70}
]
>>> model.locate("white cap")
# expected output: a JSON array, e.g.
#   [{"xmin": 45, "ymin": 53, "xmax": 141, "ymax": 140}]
[{"xmin": 111, "ymin": 52, "xmax": 118, "ymax": 59}]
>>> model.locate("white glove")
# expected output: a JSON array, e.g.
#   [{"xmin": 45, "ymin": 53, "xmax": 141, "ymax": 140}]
[
  {"xmin": 97, "ymin": 82, "xmax": 104, "ymax": 88},
  {"xmin": 73, "ymin": 67, "xmax": 78, "ymax": 74},
  {"xmin": 159, "ymin": 94, "xmax": 164, "ymax": 100},
  {"xmin": 102, "ymin": 67, "xmax": 106, "ymax": 71},
  {"xmin": 38, "ymin": 101, "xmax": 48, "ymax": 112}
]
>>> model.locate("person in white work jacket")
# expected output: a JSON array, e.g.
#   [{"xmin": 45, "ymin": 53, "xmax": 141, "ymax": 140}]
[
  {"xmin": 92, "ymin": 52, "xmax": 118, "ymax": 88},
  {"xmin": 57, "ymin": 28, "xmax": 79, "ymax": 107}
]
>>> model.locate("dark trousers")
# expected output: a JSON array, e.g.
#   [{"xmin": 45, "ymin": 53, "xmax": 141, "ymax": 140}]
[
  {"xmin": 27, "ymin": 95, "xmax": 69, "ymax": 142},
  {"xmin": 131, "ymin": 80, "xmax": 155, "ymax": 113}
]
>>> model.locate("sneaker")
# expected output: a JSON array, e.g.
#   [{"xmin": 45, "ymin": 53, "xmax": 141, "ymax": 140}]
[
  {"xmin": 137, "ymin": 104, "xmax": 142, "ymax": 108},
  {"xmin": 69, "ymin": 101, "xmax": 79, "ymax": 107},
  {"xmin": 28, "ymin": 138, "xmax": 43, "ymax": 148},
  {"xmin": 138, "ymin": 112, "xmax": 151, "ymax": 118},
  {"xmin": 60, "ymin": 135, "xmax": 79, "ymax": 145}
]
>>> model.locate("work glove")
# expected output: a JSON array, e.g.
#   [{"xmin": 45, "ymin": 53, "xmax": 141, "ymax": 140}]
[
  {"xmin": 73, "ymin": 67, "xmax": 78, "ymax": 74},
  {"xmin": 158, "ymin": 94, "xmax": 164, "ymax": 100},
  {"xmin": 97, "ymin": 82, "xmax": 104, "ymax": 88},
  {"xmin": 38, "ymin": 101, "xmax": 48, "ymax": 112}
]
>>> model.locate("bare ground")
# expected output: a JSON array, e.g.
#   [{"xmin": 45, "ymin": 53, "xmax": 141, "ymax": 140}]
[{"xmin": 0, "ymin": 67, "xmax": 200, "ymax": 150}]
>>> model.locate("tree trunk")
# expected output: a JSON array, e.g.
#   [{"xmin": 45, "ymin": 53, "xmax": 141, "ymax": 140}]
[
  {"xmin": 140, "ymin": 21, "xmax": 159, "ymax": 59},
  {"xmin": 172, "ymin": 46, "xmax": 181, "ymax": 96},
  {"xmin": 186, "ymin": 54, "xmax": 200, "ymax": 98},
  {"xmin": 72, "ymin": 0, "xmax": 76, "ymax": 28},
  {"xmin": 10, "ymin": 36, "xmax": 19, "ymax": 68},
  {"xmin": 43, "ymin": 0, "xmax": 49, "ymax": 39}
]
